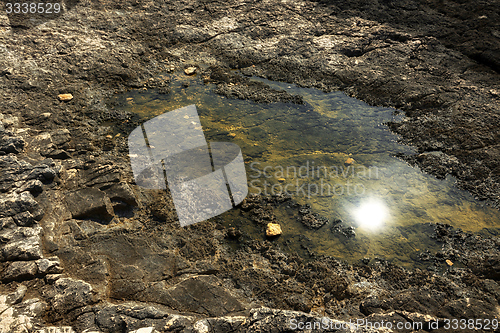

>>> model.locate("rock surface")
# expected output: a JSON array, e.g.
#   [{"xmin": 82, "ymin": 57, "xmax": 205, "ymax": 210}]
[{"xmin": 0, "ymin": 0, "xmax": 498, "ymax": 332}]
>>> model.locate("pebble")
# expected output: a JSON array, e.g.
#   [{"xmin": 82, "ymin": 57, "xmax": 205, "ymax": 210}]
[
  {"xmin": 184, "ymin": 67, "xmax": 197, "ymax": 75},
  {"xmin": 57, "ymin": 93, "xmax": 73, "ymax": 101},
  {"xmin": 446, "ymin": 259, "xmax": 453, "ymax": 266},
  {"xmin": 228, "ymin": 133, "xmax": 236, "ymax": 137},
  {"xmin": 345, "ymin": 157, "xmax": 355, "ymax": 165},
  {"xmin": 266, "ymin": 223, "xmax": 282, "ymax": 237}
]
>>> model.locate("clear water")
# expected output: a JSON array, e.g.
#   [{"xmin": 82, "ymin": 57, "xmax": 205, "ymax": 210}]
[{"xmin": 108, "ymin": 71, "xmax": 500, "ymax": 268}]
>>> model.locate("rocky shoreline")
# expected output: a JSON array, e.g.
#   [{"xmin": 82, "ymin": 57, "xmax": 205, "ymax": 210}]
[{"xmin": 0, "ymin": 0, "xmax": 499, "ymax": 332}]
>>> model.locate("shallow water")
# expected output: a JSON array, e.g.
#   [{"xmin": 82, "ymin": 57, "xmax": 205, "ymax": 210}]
[{"xmin": 109, "ymin": 72, "xmax": 500, "ymax": 268}]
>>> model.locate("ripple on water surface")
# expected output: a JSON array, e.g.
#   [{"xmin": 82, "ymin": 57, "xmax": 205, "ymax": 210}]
[{"xmin": 109, "ymin": 72, "xmax": 500, "ymax": 268}]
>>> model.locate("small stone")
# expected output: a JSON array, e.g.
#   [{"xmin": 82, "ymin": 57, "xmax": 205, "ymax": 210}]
[
  {"xmin": 57, "ymin": 93, "xmax": 73, "ymax": 101},
  {"xmin": 41, "ymin": 113, "xmax": 52, "ymax": 118},
  {"xmin": 345, "ymin": 157, "xmax": 355, "ymax": 165},
  {"xmin": 126, "ymin": 97, "xmax": 134, "ymax": 101},
  {"xmin": 446, "ymin": 259, "xmax": 453, "ymax": 266},
  {"xmin": 266, "ymin": 223, "xmax": 282, "ymax": 237},
  {"xmin": 278, "ymin": 178, "xmax": 286, "ymax": 183},
  {"xmin": 106, "ymin": 135, "xmax": 113, "ymax": 139},
  {"xmin": 184, "ymin": 67, "xmax": 197, "ymax": 75},
  {"xmin": 228, "ymin": 133, "xmax": 236, "ymax": 137}
]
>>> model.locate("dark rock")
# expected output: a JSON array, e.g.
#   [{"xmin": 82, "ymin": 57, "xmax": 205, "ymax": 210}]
[
  {"xmin": 43, "ymin": 149, "xmax": 71, "ymax": 160},
  {"xmin": 27, "ymin": 164, "xmax": 57, "ymax": 182},
  {"xmin": 45, "ymin": 278, "xmax": 96, "ymax": 316},
  {"xmin": 18, "ymin": 179, "xmax": 43, "ymax": 194},
  {"xmin": 1, "ymin": 261, "xmax": 38, "ymax": 282},
  {"xmin": 12, "ymin": 211, "xmax": 35, "ymax": 227},
  {"xmin": 50, "ymin": 129, "xmax": 72, "ymax": 148},
  {"xmin": 207, "ymin": 66, "xmax": 304, "ymax": 104},
  {"xmin": 331, "ymin": 225, "xmax": 356, "ymax": 238},
  {"xmin": 0, "ymin": 132, "xmax": 24, "ymax": 154},
  {"xmin": 64, "ymin": 188, "xmax": 114, "ymax": 221},
  {"xmin": 298, "ymin": 206, "xmax": 329, "ymax": 229},
  {"xmin": 0, "ymin": 217, "xmax": 16, "ymax": 230},
  {"xmin": 83, "ymin": 164, "xmax": 121, "ymax": 187},
  {"xmin": 0, "ymin": 227, "xmax": 43, "ymax": 261},
  {"xmin": 102, "ymin": 182, "xmax": 137, "ymax": 206},
  {"xmin": 0, "ymin": 191, "xmax": 44, "ymax": 220},
  {"xmin": 226, "ymin": 227, "xmax": 242, "ymax": 239},
  {"xmin": 140, "ymin": 275, "xmax": 245, "ymax": 316}
]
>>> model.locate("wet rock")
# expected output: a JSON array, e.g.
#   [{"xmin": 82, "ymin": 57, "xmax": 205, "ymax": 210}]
[
  {"xmin": 226, "ymin": 227, "xmax": 242, "ymax": 239},
  {"xmin": 64, "ymin": 188, "xmax": 114, "ymax": 221},
  {"xmin": 331, "ymin": 225, "xmax": 356, "ymax": 238},
  {"xmin": 207, "ymin": 66, "xmax": 304, "ymax": 104},
  {"xmin": 298, "ymin": 205, "xmax": 329, "ymax": 229}
]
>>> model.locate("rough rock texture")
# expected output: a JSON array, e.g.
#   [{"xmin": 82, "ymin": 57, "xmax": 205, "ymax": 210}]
[{"xmin": 0, "ymin": 0, "xmax": 499, "ymax": 332}]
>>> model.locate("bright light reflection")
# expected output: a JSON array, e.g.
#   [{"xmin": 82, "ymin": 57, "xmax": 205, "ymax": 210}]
[{"xmin": 353, "ymin": 199, "xmax": 389, "ymax": 231}]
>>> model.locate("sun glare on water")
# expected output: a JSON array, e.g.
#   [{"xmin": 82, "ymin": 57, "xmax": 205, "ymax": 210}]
[{"xmin": 353, "ymin": 199, "xmax": 389, "ymax": 231}]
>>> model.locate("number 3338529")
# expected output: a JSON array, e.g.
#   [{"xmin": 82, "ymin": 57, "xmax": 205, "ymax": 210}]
[{"xmin": 5, "ymin": 3, "xmax": 61, "ymax": 14}]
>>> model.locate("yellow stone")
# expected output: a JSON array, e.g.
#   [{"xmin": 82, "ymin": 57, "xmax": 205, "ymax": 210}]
[
  {"xmin": 184, "ymin": 67, "xmax": 197, "ymax": 75},
  {"xmin": 345, "ymin": 157, "xmax": 355, "ymax": 165},
  {"xmin": 228, "ymin": 133, "xmax": 236, "ymax": 137},
  {"xmin": 266, "ymin": 223, "xmax": 282, "ymax": 237},
  {"xmin": 106, "ymin": 135, "xmax": 112, "ymax": 139},
  {"xmin": 58, "ymin": 93, "xmax": 73, "ymax": 101},
  {"xmin": 446, "ymin": 259, "xmax": 453, "ymax": 266},
  {"xmin": 278, "ymin": 178, "xmax": 285, "ymax": 183}
]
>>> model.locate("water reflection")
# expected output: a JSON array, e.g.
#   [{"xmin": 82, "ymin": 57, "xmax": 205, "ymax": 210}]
[
  {"xmin": 109, "ymin": 72, "xmax": 500, "ymax": 267},
  {"xmin": 352, "ymin": 198, "xmax": 389, "ymax": 232}
]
